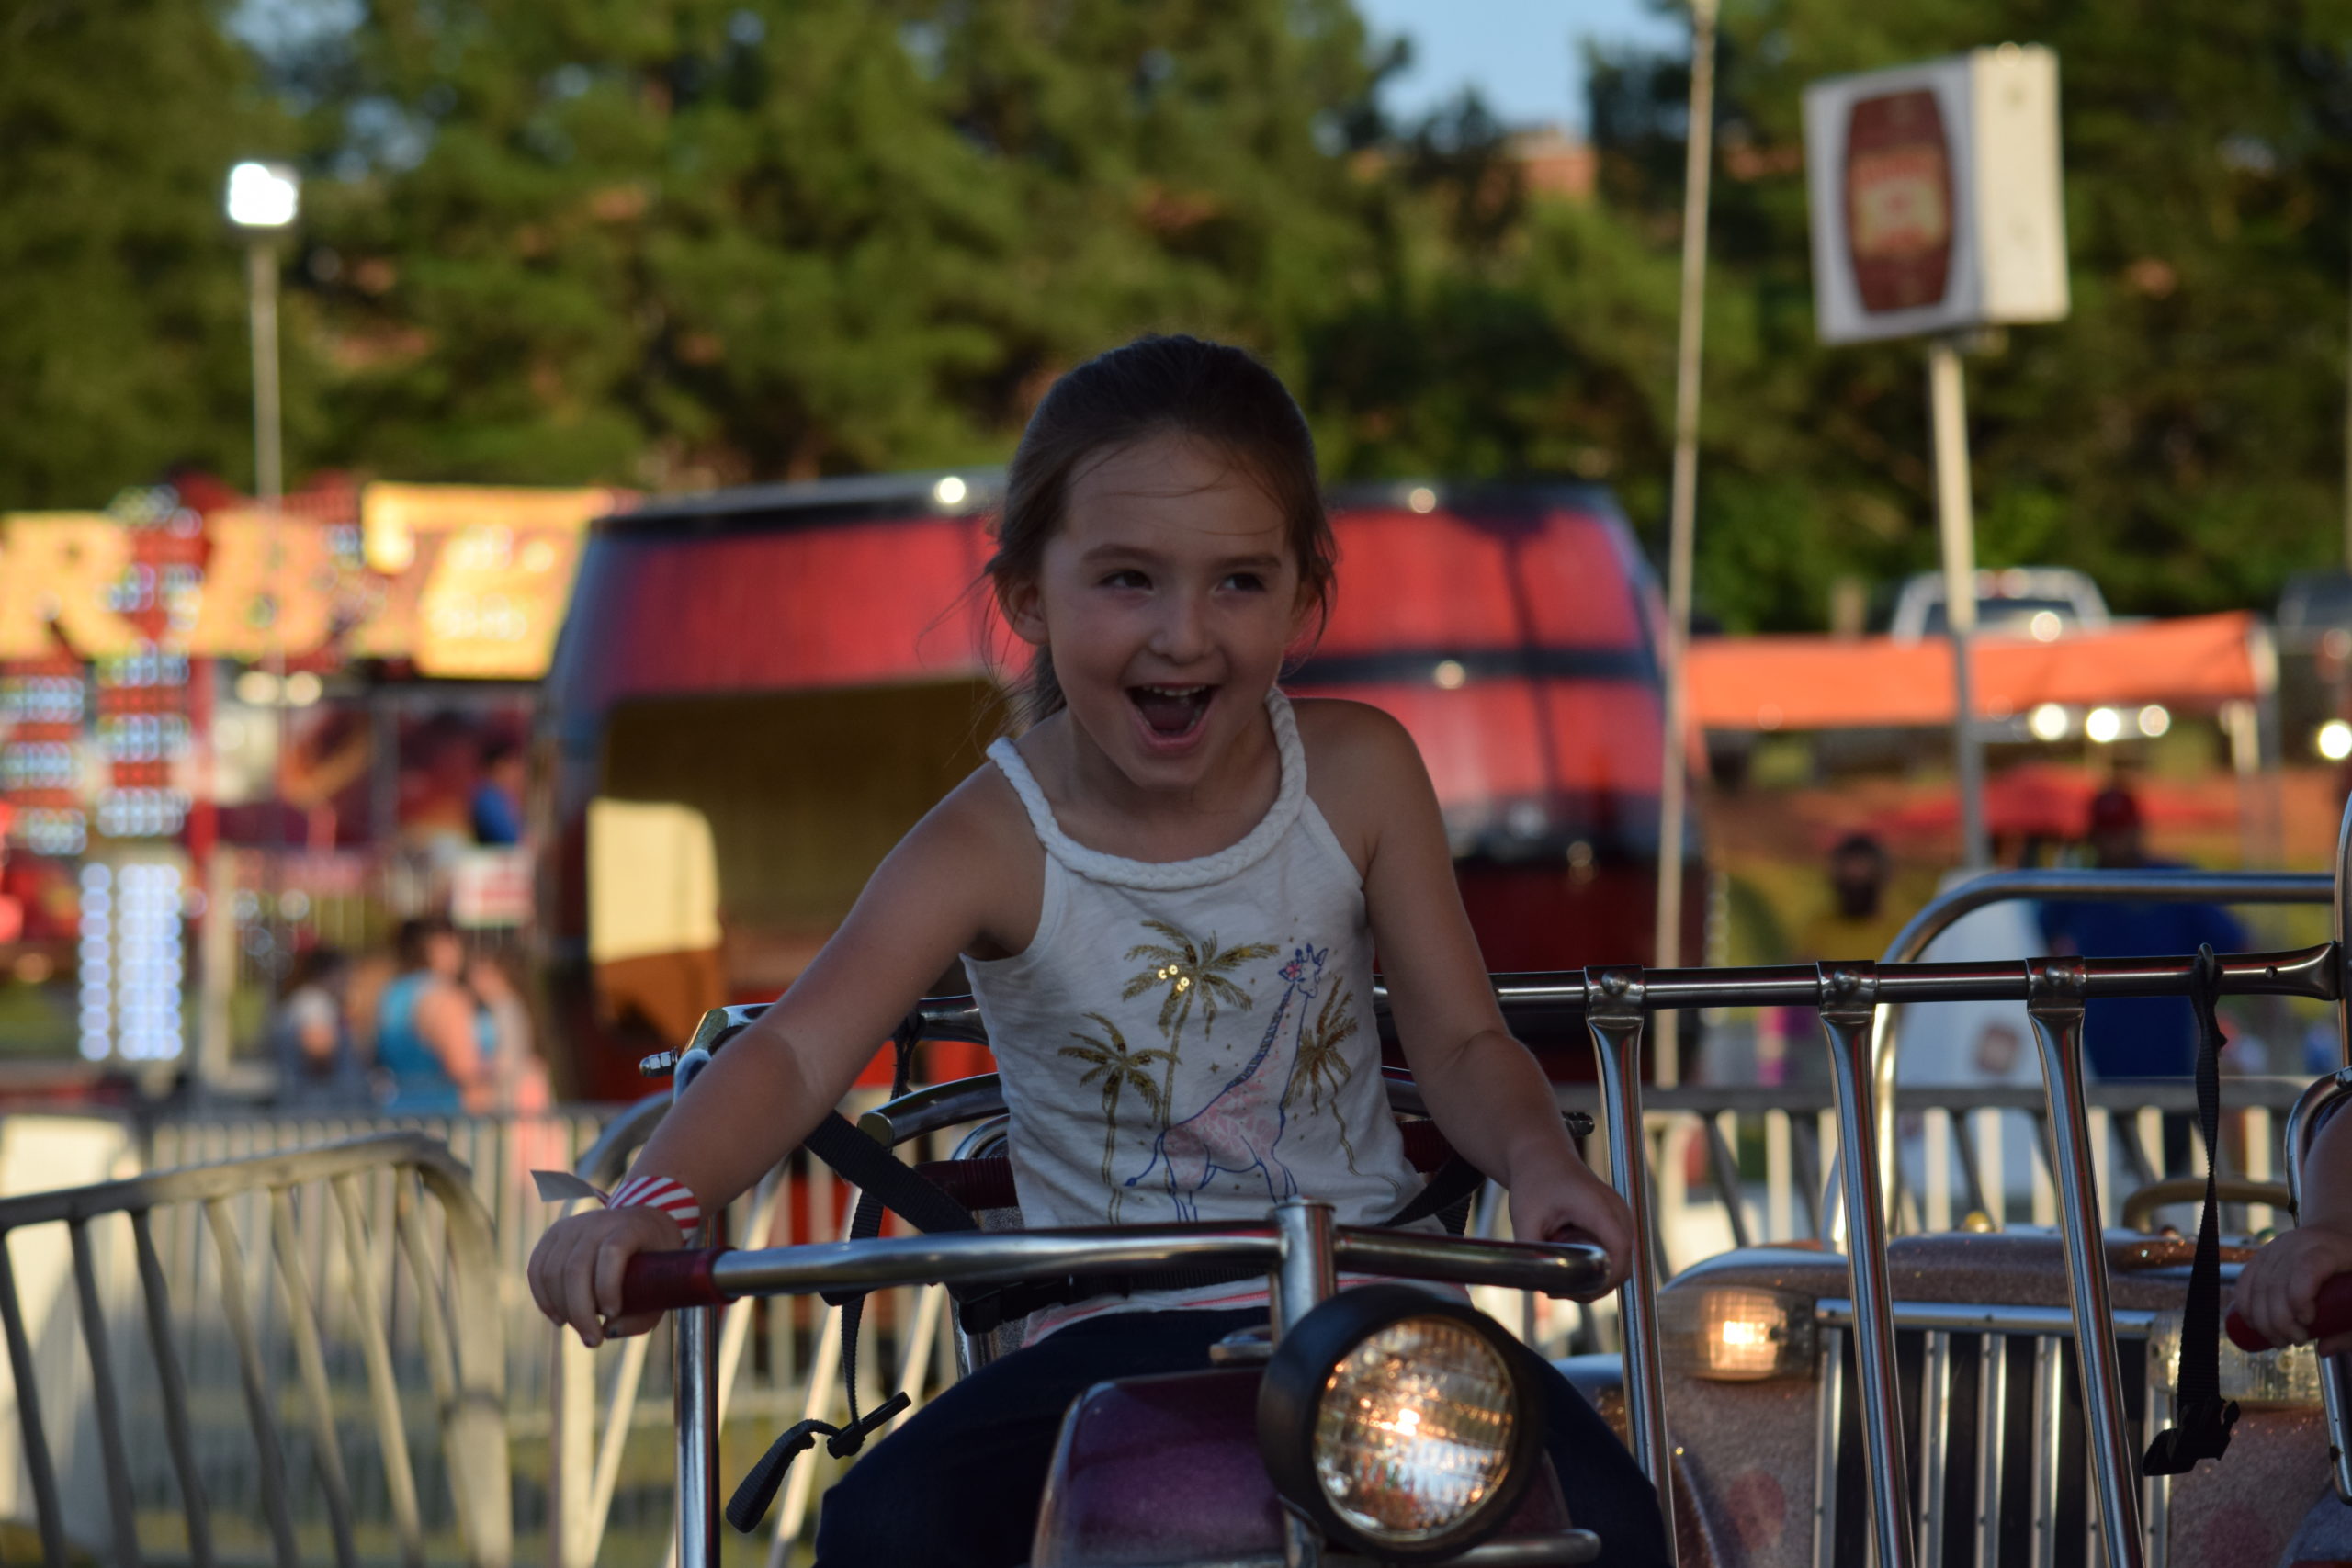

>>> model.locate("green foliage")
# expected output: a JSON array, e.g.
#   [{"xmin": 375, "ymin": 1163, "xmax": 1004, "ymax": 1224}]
[
  {"xmin": 288, "ymin": 0, "xmax": 1394, "ymax": 487},
  {"xmin": 12, "ymin": 0, "xmax": 2352, "ymax": 641},
  {"xmin": 1585, "ymin": 0, "xmax": 2352, "ymax": 627},
  {"xmin": 0, "ymin": 0, "xmax": 287, "ymax": 507}
]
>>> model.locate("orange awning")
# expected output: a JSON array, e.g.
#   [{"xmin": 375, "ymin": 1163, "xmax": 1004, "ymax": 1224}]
[{"xmin": 1687, "ymin": 612, "xmax": 2266, "ymax": 731}]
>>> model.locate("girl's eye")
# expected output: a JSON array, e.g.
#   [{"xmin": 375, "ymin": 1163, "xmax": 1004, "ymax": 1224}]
[
  {"xmin": 1101, "ymin": 569, "xmax": 1151, "ymax": 591},
  {"xmin": 1222, "ymin": 572, "xmax": 1266, "ymax": 592}
]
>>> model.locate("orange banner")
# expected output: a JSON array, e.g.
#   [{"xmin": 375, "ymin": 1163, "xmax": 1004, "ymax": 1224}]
[{"xmin": 1687, "ymin": 612, "xmax": 2266, "ymax": 731}]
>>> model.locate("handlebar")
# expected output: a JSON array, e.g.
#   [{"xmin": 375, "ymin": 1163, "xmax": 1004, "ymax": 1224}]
[
  {"xmin": 2226, "ymin": 1273, "xmax": 2352, "ymax": 1352},
  {"xmin": 619, "ymin": 1224, "xmax": 1612, "ymax": 1316}
]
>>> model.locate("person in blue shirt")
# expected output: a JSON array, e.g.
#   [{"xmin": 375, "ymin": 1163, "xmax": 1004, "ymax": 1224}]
[{"xmin": 2037, "ymin": 787, "xmax": 2245, "ymax": 1081}]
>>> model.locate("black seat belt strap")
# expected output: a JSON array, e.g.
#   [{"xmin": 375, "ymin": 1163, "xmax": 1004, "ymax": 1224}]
[{"xmin": 2143, "ymin": 943, "xmax": 2241, "ymax": 1475}]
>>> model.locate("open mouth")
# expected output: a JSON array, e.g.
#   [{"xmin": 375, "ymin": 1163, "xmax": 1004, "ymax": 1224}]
[{"xmin": 1128, "ymin": 683, "xmax": 1216, "ymax": 740}]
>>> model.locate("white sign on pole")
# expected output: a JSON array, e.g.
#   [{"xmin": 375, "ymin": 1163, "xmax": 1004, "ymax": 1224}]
[{"xmin": 1804, "ymin": 46, "xmax": 2068, "ymax": 344}]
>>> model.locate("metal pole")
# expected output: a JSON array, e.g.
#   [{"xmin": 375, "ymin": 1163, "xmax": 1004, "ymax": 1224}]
[
  {"xmin": 2023, "ymin": 960, "xmax": 2144, "ymax": 1567},
  {"xmin": 247, "ymin": 237, "xmax": 291, "ymax": 1000},
  {"xmin": 1816, "ymin": 962, "xmax": 1915, "ymax": 1568},
  {"xmin": 1928, "ymin": 338, "xmax": 1989, "ymax": 870},
  {"xmin": 1651, "ymin": 0, "xmax": 1720, "ymax": 1087},
  {"xmin": 1272, "ymin": 1198, "xmax": 1337, "ymax": 1337},
  {"xmin": 1582, "ymin": 968, "xmax": 1678, "ymax": 1562},
  {"xmin": 670, "ymin": 1047, "xmax": 720, "ymax": 1568}
]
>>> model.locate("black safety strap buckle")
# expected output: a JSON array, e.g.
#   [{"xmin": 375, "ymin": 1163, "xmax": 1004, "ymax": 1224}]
[
  {"xmin": 724, "ymin": 1393, "xmax": 912, "ymax": 1533},
  {"xmin": 2140, "ymin": 1396, "xmax": 2240, "ymax": 1475}
]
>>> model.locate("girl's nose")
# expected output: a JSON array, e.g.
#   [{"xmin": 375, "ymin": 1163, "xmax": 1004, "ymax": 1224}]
[{"xmin": 1148, "ymin": 590, "xmax": 1211, "ymax": 660}]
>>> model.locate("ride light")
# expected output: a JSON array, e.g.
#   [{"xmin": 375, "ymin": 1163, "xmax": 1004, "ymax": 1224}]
[
  {"xmin": 2137, "ymin": 704, "xmax": 2171, "ymax": 738},
  {"xmin": 1258, "ymin": 1285, "xmax": 1541, "ymax": 1562},
  {"xmin": 2154, "ymin": 1313, "xmax": 2324, "ymax": 1406},
  {"xmin": 2085, "ymin": 706, "xmax": 2123, "ymax": 744},
  {"xmin": 2319, "ymin": 719, "xmax": 2352, "ymax": 762},
  {"xmin": 2028, "ymin": 703, "xmax": 2070, "ymax": 742},
  {"xmin": 1658, "ymin": 1285, "xmax": 1816, "ymax": 1381}
]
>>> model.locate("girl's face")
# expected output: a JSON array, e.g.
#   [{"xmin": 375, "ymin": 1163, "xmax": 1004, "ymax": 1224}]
[{"xmin": 1007, "ymin": 432, "xmax": 1309, "ymax": 793}]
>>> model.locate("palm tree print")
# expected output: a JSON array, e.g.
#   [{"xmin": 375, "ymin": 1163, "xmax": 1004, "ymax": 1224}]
[
  {"xmin": 1283, "ymin": 983, "xmax": 1367, "ymax": 1175},
  {"xmin": 1121, "ymin": 920, "xmax": 1277, "ymax": 1103},
  {"xmin": 1059, "ymin": 1012, "xmax": 1170, "ymax": 1221}
]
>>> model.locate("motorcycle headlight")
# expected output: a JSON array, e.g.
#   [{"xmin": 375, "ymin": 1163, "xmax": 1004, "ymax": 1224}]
[{"xmin": 1257, "ymin": 1285, "xmax": 1543, "ymax": 1562}]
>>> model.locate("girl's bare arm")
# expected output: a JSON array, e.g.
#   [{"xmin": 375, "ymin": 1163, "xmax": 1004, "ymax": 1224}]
[
  {"xmin": 529, "ymin": 769, "xmax": 1035, "ymax": 1343},
  {"xmin": 1317, "ymin": 704, "xmax": 1633, "ymax": 1291}
]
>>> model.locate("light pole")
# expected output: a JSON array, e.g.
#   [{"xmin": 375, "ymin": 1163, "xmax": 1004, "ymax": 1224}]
[
  {"xmin": 219, "ymin": 160, "xmax": 300, "ymax": 1083},
  {"xmin": 1651, "ymin": 0, "xmax": 1719, "ymax": 1089}
]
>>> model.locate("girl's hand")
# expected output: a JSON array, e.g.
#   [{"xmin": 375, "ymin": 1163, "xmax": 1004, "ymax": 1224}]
[
  {"xmin": 528, "ymin": 1205, "xmax": 686, "ymax": 1348},
  {"xmin": 1510, "ymin": 1161, "xmax": 1635, "ymax": 1297},
  {"xmin": 2231, "ymin": 1223, "xmax": 2352, "ymax": 1356}
]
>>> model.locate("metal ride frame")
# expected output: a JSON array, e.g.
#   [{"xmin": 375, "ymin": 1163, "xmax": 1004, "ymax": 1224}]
[
  {"xmin": 0, "ymin": 1132, "xmax": 511, "ymax": 1568},
  {"xmin": 654, "ymin": 800, "xmax": 2352, "ymax": 1568}
]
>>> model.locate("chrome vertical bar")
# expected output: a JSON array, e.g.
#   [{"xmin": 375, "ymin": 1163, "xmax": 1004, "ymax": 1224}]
[
  {"xmin": 1812, "ymin": 1324, "xmax": 1845, "ymax": 1568},
  {"xmin": 2026, "ymin": 959, "xmax": 2145, "ymax": 1568},
  {"xmin": 1583, "ymin": 965, "xmax": 1678, "ymax": 1562},
  {"xmin": 1974, "ymin": 1332, "xmax": 2007, "ymax": 1568},
  {"xmin": 2143, "ymin": 1374, "xmax": 2171, "ymax": 1568},
  {"xmin": 1272, "ymin": 1198, "xmax": 1338, "ymax": 1337},
  {"xmin": 672, "ymin": 1044, "xmax": 721, "ymax": 1568},
  {"xmin": 2030, "ymin": 1335, "xmax": 2062, "ymax": 1568},
  {"xmin": 1816, "ymin": 962, "xmax": 1915, "ymax": 1568},
  {"xmin": 2283, "ymin": 1066, "xmax": 2352, "ymax": 1503},
  {"xmin": 1918, "ymin": 1329, "xmax": 1951, "ymax": 1568}
]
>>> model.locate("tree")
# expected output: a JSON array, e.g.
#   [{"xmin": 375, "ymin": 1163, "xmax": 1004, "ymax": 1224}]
[
  {"xmin": 287, "ymin": 0, "xmax": 1396, "ymax": 488},
  {"xmin": 0, "ymin": 0, "xmax": 288, "ymax": 507}
]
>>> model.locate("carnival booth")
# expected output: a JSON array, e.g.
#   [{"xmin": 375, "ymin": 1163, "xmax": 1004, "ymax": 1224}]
[{"xmin": 0, "ymin": 478, "xmax": 617, "ymax": 1086}]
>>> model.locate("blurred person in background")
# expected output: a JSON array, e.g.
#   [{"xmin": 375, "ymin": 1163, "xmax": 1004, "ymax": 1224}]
[
  {"xmin": 376, "ymin": 916, "xmax": 492, "ymax": 1112},
  {"xmin": 2038, "ymin": 786, "xmax": 2247, "ymax": 1082},
  {"xmin": 467, "ymin": 950, "xmax": 548, "ymax": 1114},
  {"xmin": 1796, "ymin": 830, "xmax": 1905, "ymax": 962},
  {"xmin": 470, "ymin": 739, "xmax": 526, "ymax": 846},
  {"xmin": 271, "ymin": 945, "xmax": 369, "ymax": 1108}
]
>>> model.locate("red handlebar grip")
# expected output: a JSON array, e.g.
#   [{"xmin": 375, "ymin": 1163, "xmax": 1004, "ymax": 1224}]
[
  {"xmin": 2226, "ymin": 1272, "xmax": 2352, "ymax": 1352},
  {"xmin": 619, "ymin": 1247, "xmax": 732, "ymax": 1315}
]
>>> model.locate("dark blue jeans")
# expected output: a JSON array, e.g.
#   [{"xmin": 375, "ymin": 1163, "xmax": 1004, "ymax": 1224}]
[{"xmin": 812, "ymin": 1306, "xmax": 1672, "ymax": 1567}]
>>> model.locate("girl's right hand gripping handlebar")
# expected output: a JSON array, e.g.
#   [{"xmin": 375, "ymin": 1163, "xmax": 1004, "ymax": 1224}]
[{"xmin": 2225, "ymin": 1272, "xmax": 2352, "ymax": 1351}]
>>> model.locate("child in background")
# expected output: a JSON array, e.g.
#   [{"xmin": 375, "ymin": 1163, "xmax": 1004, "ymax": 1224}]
[{"xmin": 527, "ymin": 335, "xmax": 1668, "ymax": 1567}]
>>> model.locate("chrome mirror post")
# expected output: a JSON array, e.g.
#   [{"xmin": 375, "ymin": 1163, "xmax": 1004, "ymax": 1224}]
[
  {"xmin": 1816, "ymin": 962, "xmax": 1916, "ymax": 1568},
  {"xmin": 2286, "ymin": 1066, "xmax": 2352, "ymax": 1505},
  {"xmin": 2024, "ymin": 959, "xmax": 2145, "ymax": 1568},
  {"xmin": 670, "ymin": 1045, "xmax": 721, "ymax": 1568},
  {"xmin": 1582, "ymin": 967, "xmax": 1677, "ymax": 1562}
]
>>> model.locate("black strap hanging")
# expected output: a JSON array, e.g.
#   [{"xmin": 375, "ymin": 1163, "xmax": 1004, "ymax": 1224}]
[{"xmin": 2141, "ymin": 944, "xmax": 2241, "ymax": 1476}]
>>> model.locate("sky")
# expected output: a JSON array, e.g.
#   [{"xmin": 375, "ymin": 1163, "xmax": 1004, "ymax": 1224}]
[{"xmin": 1352, "ymin": 0, "xmax": 1689, "ymax": 131}]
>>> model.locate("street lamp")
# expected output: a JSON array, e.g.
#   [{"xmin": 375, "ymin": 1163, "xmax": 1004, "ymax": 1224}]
[{"xmin": 220, "ymin": 160, "xmax": 300, "ymax": 1081}]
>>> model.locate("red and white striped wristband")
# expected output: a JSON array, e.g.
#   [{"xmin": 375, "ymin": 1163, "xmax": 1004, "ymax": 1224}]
[{"xmin": 607, "ymin": 1174, "xmax": 702, "ymax": 1230}]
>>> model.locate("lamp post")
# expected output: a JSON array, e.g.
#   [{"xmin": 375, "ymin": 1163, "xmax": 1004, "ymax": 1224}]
[{"xmin": 218, "ymin": 160, "xmax": 299, "ymax": 1083}]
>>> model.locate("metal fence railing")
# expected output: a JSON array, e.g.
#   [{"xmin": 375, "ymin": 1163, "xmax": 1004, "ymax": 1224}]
[
  {"xmin": 0, "ymin": 1132, "xmax": 509, "ymax": 1567},
  {"xmin": 527, "ymin": 1062, "xmax": 2312, "ymax": 1568}
]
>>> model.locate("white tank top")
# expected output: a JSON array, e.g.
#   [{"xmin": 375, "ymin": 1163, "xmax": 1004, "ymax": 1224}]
[{"xmin": 968, "ymin": 690, "xmax": 1428, "ymax": 1333}]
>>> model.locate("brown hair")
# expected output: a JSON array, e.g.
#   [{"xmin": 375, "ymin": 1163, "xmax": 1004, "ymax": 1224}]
[{"xmin": 984, "ymin": 334, "xmax": 1337, "ymax": 728}]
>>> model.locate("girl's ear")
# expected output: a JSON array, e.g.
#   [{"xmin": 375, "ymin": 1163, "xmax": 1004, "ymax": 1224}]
[{"xmin": 1001, "ymin": 576, "xmax": 1049, "ymax": 648}]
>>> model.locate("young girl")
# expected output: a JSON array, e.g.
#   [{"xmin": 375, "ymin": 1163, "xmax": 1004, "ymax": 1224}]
[{"xmin": 528, "ymin": 335, "xmax": 1670, "ymax": 1567}]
